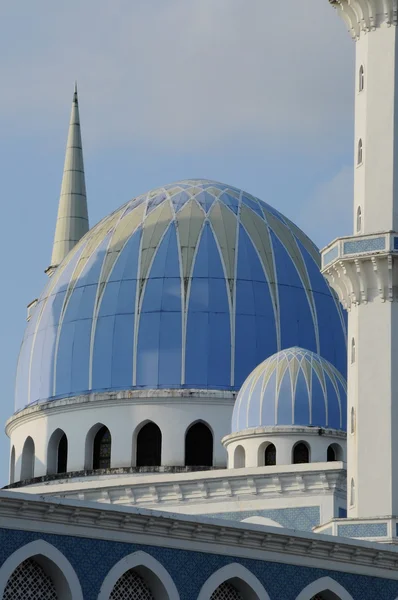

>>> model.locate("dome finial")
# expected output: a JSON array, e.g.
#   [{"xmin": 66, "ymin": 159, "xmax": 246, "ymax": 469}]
[{"xmin": 45, "ymin": 83, "xmax": 89, "ymax": 276}]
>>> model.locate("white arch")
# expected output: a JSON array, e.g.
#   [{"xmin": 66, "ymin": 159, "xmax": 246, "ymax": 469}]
[
  {"xmin": 98, "ymin": 550, "xmax": 179, "ymax": 600},
  {"xmin": 197, "ymin": 563, "xmax": 270, "ymax": 600},
  {"xmin": 295, "ymin": 576, "xmax": 354, "ymax": 600},
  {"xmin": 0, "ymin": 539, "xmax": 83, "ymax": 600}
]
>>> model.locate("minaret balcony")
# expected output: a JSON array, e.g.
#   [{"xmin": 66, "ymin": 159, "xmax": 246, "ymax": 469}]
[{"xmin": 321, "ymin": 231, "xmax": 398, "ymax": 309}]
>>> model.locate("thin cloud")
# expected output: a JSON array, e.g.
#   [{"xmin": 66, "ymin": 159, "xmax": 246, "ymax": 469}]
[{"xmin": 0, "ymin": 0, "xmax": 353, "ymax": 149}]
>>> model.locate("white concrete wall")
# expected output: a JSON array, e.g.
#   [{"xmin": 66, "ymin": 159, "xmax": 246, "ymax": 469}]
[
  {"xmin": 8, "ymin": 393, "xmax": 235, "ymax": 482},
  {"xmin": 224, "ymin": 427, "xmax": 346, "ymax": 469},
  {"xmin": 354, "ymin": 26, "xmax": 398, "ymax": 233}
]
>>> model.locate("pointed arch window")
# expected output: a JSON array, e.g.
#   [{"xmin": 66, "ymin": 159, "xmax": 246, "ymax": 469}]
[
  {"xmin": 185, "ymin": 422, "xmax": 213, "ymax": 467},
  {"xmin": 3, "ymin": 559, "xmax": 58, "ymax": 600},
  {"xmin": 265, "ymin": 443, "xmax": 276, "ymax": 466},
  {"xmin": 136, "ymin": 422, "xmax": 162, "ymax": 467},
  {"xmin": 357, "ymin": 139, "xmax": 363, "ymax": 165},
  {"xmin": 93, "ymin": 426, "xmax": 111, "ymax": 470},
  {"xmin": 356, "ymin": 206, "xmax": 362, "ymax": 233},
  {"xmin": 351, "ymin": 337, "xmax": 356, "ymax": 364},
  {"xmin": 351, "ymin": 407, "xmax": 355, "ymax": 434},
  {"xmin": 350, "ymin": 478, "xmax": 356, "ymax": 506},
  {"xmin": 359, "ymin": 65, "xmax": 365, "ymax": 92},
  {"xmin": 293, "ymin": 442, "xmax": 310, "ymax": 464}
]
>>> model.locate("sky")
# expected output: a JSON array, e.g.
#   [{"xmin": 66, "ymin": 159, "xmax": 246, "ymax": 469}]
[{"xmin": 0, "ymin": 0, "xmax": 354, "ymax": 485}]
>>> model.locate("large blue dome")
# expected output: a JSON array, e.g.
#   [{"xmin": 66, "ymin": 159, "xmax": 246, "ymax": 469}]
[
  {"xmin": 15, "ymin": 179, "xmax": 346, "ymax": 410},
  {"xmin": 232, "ymin": 347, "xmax": 347, "ymax": 432}
]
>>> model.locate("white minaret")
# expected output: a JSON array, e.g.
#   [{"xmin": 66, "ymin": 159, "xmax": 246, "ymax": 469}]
[
  {"xmin": 320, "ymin": 0, "xmax": 398, "ymax": 539},
  {"xmin": 46, "ymin": 83, "xmax": 89, "ymax": 274}
]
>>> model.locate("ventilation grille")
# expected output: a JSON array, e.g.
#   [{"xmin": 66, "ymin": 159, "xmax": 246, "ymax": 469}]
[
  {"xmin": 210, "ymin": 582, "xmax": 243, "ymax": 600},
  {"xmin": 3, "ymin": 558, "xmax": 58, "ymax": 599},
  {"xmin": 110, "ymin": 569, "xmax": 154, "ymax": 600}
]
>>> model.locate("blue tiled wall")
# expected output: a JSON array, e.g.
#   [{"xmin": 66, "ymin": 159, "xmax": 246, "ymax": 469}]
[
  {"xmin": 206, "ymin": 506, "xmax": 320, "ymax": 531},
  {"xmin": 1, "ymin": 528, "xmax": 398, "ymax": 600}
]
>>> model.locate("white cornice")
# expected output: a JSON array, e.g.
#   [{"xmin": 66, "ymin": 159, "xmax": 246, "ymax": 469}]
[
  {"xmin": 330, "ymin": 0, "xmax": 398, "ymax": 39},
  {"xmin": 1, "ymin": 490, "xmax": 398, "ymax": 579},
  {"xmin": 223, "ymin": 426, "xmax": 346, "ymax": 446},
  {"xmin": 15, "ymin": 464, "xmax": 346, "ymax": 507},
  {"xmin": 6, "ymin": 389, "xmax": 236, "ymax": 435}
]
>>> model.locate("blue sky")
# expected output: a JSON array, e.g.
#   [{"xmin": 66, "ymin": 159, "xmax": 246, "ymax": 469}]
[{"xmin": 0, "ymin": 0, "xmax": 354, "ymax": 485}]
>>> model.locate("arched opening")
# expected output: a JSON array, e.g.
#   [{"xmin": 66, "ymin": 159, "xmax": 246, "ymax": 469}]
[
  {"xmin": 185, "ymin": 422, "xmax": 213, "ymax": 467},
  {"xmin": 9, "ymin": 446, "xmax": 15, "ymax": 484},
  {"xmin": 264, "ymin": 443, "xmax": 276, "ymax": 466},
  {"xmin": 356, "ymin": 207, "xmax": 362, "ymax": 233},
  {"xmin": 0, "ymin": 540, "xmax": 83, "ymax": 600},
  {"xmin": 359, "ymin": 65, "xmax": 364, "ymax": 92},
  {"xmin": 351, "ymin": 337, "xmax": 356, "ymax": 363},
  {"xmin": 20, "ymin": 436, "xmax": 35, "ymax": 481},
  {"xmin": 296, "ymin": 577, "xmax": 354, "ymax": 600},
  {"xmin": 197, "ymin": 563, "xmax": 270, "ymax": 600},
  {"xmin": 136, "ymin": 422, "xmax": 162, "ymax": 467},
  {"xmin": 47, "ymin": 429, "xmax": 68, "ymax": 475},
  {"xmin": 327, "ymin": 443, "xmax": 343, "ymax": 462},
  {"xmin": 110, "ymin": 569, "xmax": 154, "ymax": 599},
  {"xmin": 233, "ymin": 445, "xmax": 245, "ymax": 468},
  {"xmin": 357, "ymin": 138, "xmax": 363, "ymax": 165},
  {"xmin": 211, "ymin": 582, "xmax": 243, "ymax": 599},
  {"xmin": 98, "ymin": 550, "xmax": 179, "ymax": 600},
  {"xmin": 350, "ymin": 478, "xmax": 355, "ymax": 506},
  {"xmin": 351, "ymin": 407, "xmax": 355, "ymax": 434},
  {"xmin": 292, "ymin": 442, "xmax": 310, "ymax": 464},
  {"xmin": 93, "ymin": 426, "xmax": 111, "ymax": 470},
  {"xmin": 3, "ymin": 558, "xmax": 58, "ymax": 599}
]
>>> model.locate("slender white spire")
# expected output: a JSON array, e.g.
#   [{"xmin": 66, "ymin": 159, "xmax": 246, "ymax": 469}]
[{"xmin": 47, "ymin": 82, "xmax": 89, "ymax": 274}]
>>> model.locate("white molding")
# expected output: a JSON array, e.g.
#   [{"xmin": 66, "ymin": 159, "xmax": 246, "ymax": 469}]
[
  {"xmin": 197, "ymin": 563, "xmax": 270, "ymax": 600},
  {"xmin": 1, "ymin": 492, "xmax": 398, "ymax": 581},
  {"xmin": 295, "ymin": 576, "xmax": 354, "ymax": 600},
  {"xmin": 0, "ymin": 539, "xmax": 83, "ymax": 600},
  {"xmin": 97, "ymin": 550, "xmax": 179, "ymax": 600},
  {"xmin": 6, "ymin": 389, "xmax": 236, "ymax": 435},
  {"xmin": 20, "ymin": 464, "xmax": 346, "ymax": 507}
]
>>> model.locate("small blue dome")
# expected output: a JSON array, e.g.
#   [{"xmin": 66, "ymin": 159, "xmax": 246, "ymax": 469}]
[
  {"xmin": 15, "ymin": 180, "xmax": 346, "ymax": 410},
  {"xmin": 232, "ymin": 347, "xmax": 347, "ymax": 432}
]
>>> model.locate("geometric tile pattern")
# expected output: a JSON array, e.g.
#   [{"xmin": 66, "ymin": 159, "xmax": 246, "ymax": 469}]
[
  {"xmin": 3, "ymin": 558, "xmax": 58, "ymax": 599},
  {"xmin": 205, "ymin": 506, "xmax": 321, "ymax": 531},
  {"xmin": 211, "ymin": 582, "xmax": 242, "ymax": 599},
  {"xmin": 109, "ymin": 569, "xmax": 154, "ymax": 599},
  {"xmin": 343, "ymin": 237, "xmax": 385, "ymax": 255},
  {"xmin": 15, "ymin": 179, "xmax": 347, "ymax": 409},
  {"xmin": 337, "ymin": 523, "xmax": 388, "ymax": 538},
  {"xmin": 232, "ymin": 347, "xmax": 347, "ymax": 431},
  {"xmin": 1, "ymin": 527, "xmax": 398, "ymax": 600}
]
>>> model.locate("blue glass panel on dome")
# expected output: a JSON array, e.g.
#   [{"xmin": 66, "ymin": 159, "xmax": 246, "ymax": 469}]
[
  {"xmin": 277, "ymin": 368, "xmax": 293, "ymax": 425},
  {"xmin": 185, "ymin": 312, "xmax": 208, "ymax": 386},
  {"xmin": 294, "ymin": 368, "xmax": 310, "ymax": 426},
  {"xmin": 186, "ymin": 223, "xmax": 230, "ymax": 388},
  {"xmin": 261, "ymin": 202, "xmax": 287, "ymax": 224},
  {"xmin": 194, "ymin": 190, "xmax": 216, "ymax": 213},
  {"xmin": 170, "ymin": 191, "xmax": 191, "ymax": 213},
  {"xmin": 158, "ymin": 312, "xmax": 182, "ymax": 386},
  {"xmin": 146, "ymin": 192, "xmax": 167, "ymax": 214},
  {"xmin": 70, "ymin": 319, "xmax": 91, "ymax": 393},
  {"xmin": 136, "ymin": 312, "xmax": 160, "ymax": 386},
  {"xmin": 219, "ymin": 192, "xmax": 240, "ymax": 214},
  {"xmin": 235, "ymin": 225, "xmax": 277, "ymax": 388},
  {"xmin": 55, "ymin": 322, "xmax": 74, "ymax": 396},
  {"xmin": 108, "ymin": 228, "xmax": 141, "ymax": 283},
  {"xmin": 270, "ymin": 231, "xmax": 316, "ymax": 352},
  {"xmin": 247, "ymin": 373, "xmax": 264, "ymax": 428},
  {"xmin": 111, "ymin": 313, "xmax": 135, "ymax": 387},
  {"xmin": 122, "ymin": 195, "xmax": 146, "ymax": 216},
  {"xmin": 92, "ymin": 315, "xmax": 114, "ymax": 390},
  {"xmin": 241, "ymin": 194, "xmax": 263, "ymax": 217},
  {"xmin": 311, "ymin": 371, "xmax": 327, "ymax": 427},
  {"xmin": 326, "ymin": 375, "xmax": 341, "ymax": 429},
  {"xmin": 98, "ymin": 281, "xmax": 120, "ymax": 316},
  {"xmin": 260, "ymin": 369, "xmax": 277, "ymax": 426},
  {"xmin": 116, "ymin": 280, "xmax": 137, "ymax": 314}
]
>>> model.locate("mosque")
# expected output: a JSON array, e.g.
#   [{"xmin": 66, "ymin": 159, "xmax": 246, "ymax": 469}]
[{"xmin": 2, "ymin": 1, "xmax": 398, "ymax": 598}]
